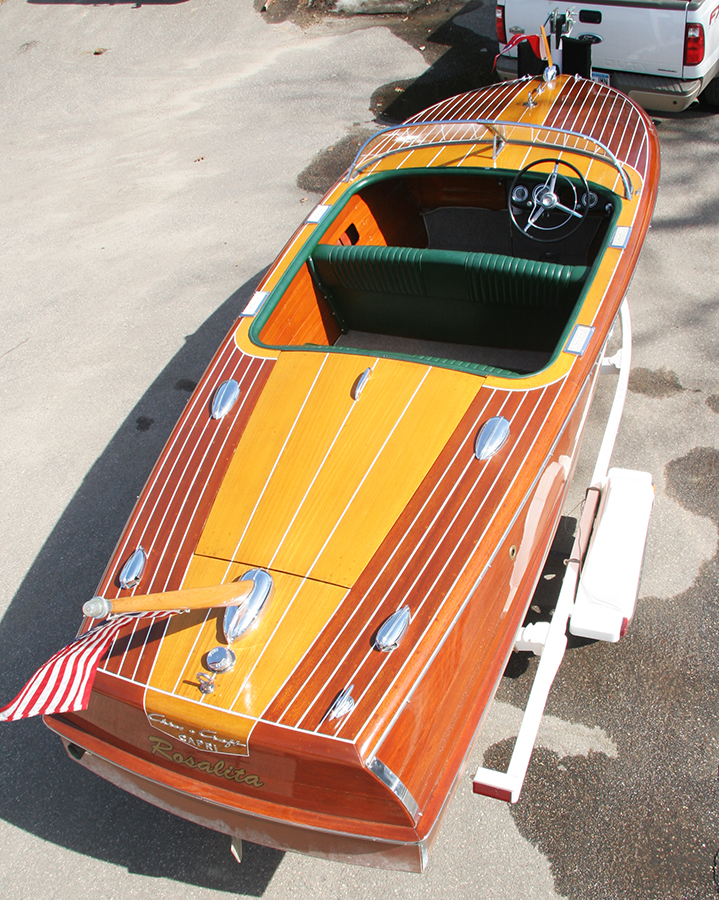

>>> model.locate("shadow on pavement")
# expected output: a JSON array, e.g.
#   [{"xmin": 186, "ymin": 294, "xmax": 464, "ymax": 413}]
[
  {"xmin": 487, "ymin": 451, "xmax": 719, "ymax": 900},
  {"xmin": 297, "ymin": 0, "xmax": 497, "ymax": 195},
  {"xmin": 373, "ymin": 1, "xmax": 497, "ymax": 123},
  {"xmin": 0, "ymin": 271, "xmax": 285, "ymax": 895}
]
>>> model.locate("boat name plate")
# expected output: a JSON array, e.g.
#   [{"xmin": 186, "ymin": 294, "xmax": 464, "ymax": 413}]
[
  {"xmin": 148, "ymin": 736, "xmax": 262, "ymax": 783},
  {"xmin": 147, "ymin": 713, "xmax": 249, "ymax": 756}
]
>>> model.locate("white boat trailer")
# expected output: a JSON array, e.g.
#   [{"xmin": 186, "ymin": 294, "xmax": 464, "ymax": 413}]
[{"xmin": 473, "ymin": 300, "xmax": 654, "ymax": 803}]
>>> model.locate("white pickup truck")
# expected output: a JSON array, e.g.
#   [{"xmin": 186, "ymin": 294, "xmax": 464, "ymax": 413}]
[{"xmin": 494, "ymin": 1, "xmax": 719, "ymax": 111}]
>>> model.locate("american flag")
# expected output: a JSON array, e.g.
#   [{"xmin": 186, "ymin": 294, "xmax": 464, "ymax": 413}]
[{"xmin": 0, "ymin": 611, "xmax": 175, "ymax": 723}]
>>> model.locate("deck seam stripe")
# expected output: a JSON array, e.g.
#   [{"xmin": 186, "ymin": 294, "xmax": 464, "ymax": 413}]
[
  {"xmin": 569, "ymin": 84, "xmax": 609, "ymax": 185},
  {"xmin": 158, "ymin": 358, "xmax": 270, "ymax": 592},
  {"xmin": 220, "ymin": 353, "xmax": 330, "ymax": 584},
  {"xmin": 170, "ymin": 359, "xmax": 270, "ymax": 591},
  {"xmin": 214, "ymin": 362, "xmax": 432, "ymax": 714},
  {"xmin": 289, "ymin": 387, "xmax": 502, "ymax": 727},
  {"xmin": 143, "ymin": 352, "xmax": 255, "ymax": 594},
  {"xmin": 129, "ymin": 359, "xmax": 270, "ymax": 688},
  {"xmin": 308, "ymin": 389, "xmax": 527, "ymax": 730},
  {"xmin": 104, "ymin": 343, "xmax": 242, "ymax": 599},
  {"xmin": 366, "ymin": 372, "xmax": 595, "ymax": 757},
  {"xmin": 359, "ymin": 377, "xmax": 581, "ymax": 749},
  {"xmin": 227, "ymin": 578, "xmax": 311, "ymax": 711},
  {"xmin": 116, "ymin": 617, "xmax": 140, "ymax": 676},
  {"xmin": 267, "ymin": 358, "xmax": 380, "ymax": 569},
  {"xmin": 256, "ymin": 578, "xmax": 354, "ymax": 723},
  {"xmin": 335, "ymin": 384, "xmax": 559, "ymax": 737},
  {"xmin": 271, "ymin": 386, "xmax": 497, "ymax": 725},
  {"xmin": 169, "ymin": 608, "xmax": 214, "ymax": 694},
  {"xmin": 584, "ymin": 91, "xmax": 617, "ymax": 184},
  {"xmin": 130, "ymin": 613, "xmax": 161, "ymax": 682},
  {"xmin": 293, "ymin": 366, "xmax": 434, "ymax": 590},
  {"xmin": 100, "ymin": 338, "xmax": 237, "ymax": 594},
  {"xmin": 287, "ymin": 366, "xmax": 435, "ymax": 725}
]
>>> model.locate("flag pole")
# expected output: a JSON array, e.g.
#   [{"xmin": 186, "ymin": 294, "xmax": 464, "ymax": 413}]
[{"xmin": 82, "ymin": 580, "xmax": 254, "ymax": 619}]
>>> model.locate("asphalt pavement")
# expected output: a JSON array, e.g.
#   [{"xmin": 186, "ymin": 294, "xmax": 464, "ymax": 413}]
[{"xmin": 0, "ymin": 1, "xmax": 717, "ymax": 898}]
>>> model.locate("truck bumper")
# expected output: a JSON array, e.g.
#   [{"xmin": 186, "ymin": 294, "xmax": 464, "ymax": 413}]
[
  {"xmin": 494, "ymin": 57, "xmax": 702, "ymax": 112},
  {"xmin": 609, "ymin": 72, "xmax": 702, "ymax": 113}
]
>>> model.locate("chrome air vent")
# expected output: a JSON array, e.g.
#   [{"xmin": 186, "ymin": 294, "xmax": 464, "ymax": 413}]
[
  {"xmin": 119, "ymin": 547, "xmax": 147, "ymax": 589},
  {"xmin": 211, "ymin": 379, "xmax": 240, "ymax": 420},
  {"xmin": 223, "ymin": 569, "xmax": 273, "ymax": 645},
  {"xmin": 474, "ymin": 416, "xmax": 510, "ymax": 461},
  {"xmin": 326, "ymin": 685, "xmax": 355, "ymax": 721},
  {"xmin": 351, "ymin": 367, "xmax": 372, "ymax": 401},
  {"xmin": 374, "ymin": 606, "xmax": 411, "ymax": 652}
]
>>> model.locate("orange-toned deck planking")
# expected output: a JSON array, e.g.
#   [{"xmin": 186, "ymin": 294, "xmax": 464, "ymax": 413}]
[{"xmin": 46, "ymin": 74, "xmax": 659, "ymax": 872}]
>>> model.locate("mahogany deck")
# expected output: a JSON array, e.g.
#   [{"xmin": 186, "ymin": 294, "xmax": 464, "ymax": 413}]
[{"xmin": 46, "ymin": 73, "xmax": 660, "ymax": 871}]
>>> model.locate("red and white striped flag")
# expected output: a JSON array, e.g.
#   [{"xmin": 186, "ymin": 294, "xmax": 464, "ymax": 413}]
[{"xmin": 0, "ymin": 611, "xmax": 175, "ymax": 723}]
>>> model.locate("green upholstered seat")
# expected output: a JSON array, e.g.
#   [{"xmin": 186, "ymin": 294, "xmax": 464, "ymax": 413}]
[{"xmin": 310, "ymin": 244, "xmax": 588, "ymax": 353}]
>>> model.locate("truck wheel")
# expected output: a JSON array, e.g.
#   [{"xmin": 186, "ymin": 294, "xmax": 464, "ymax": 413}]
[{"xmin": 700, "ymin": 77, "xmax": 719, "ymax": 108}]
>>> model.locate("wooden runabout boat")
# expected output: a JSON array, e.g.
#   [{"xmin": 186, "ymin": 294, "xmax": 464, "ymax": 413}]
[{"xmin": 41, "ymin": 72, "xmax": 659, "ymax": 872}]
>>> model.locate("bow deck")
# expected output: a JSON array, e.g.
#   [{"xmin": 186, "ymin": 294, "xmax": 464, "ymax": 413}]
[{"xmin": 44, "ymin": 73, "xmax": 660, "ymax": 872}]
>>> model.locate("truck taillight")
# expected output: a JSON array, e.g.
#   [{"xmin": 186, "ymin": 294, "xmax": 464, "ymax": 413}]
[
  {"xmin": 496, "ymin": 5, "xmax": 507, "ymax": 45},
  {"xmin": 684, "ymin": 23, "xmax": 705, "ymax": 66}
]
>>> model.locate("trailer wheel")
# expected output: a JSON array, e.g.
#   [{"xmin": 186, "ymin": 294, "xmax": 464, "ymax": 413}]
[{"xmin": 700, "ymin": 76, "xmax": 719, "ymax": 109}]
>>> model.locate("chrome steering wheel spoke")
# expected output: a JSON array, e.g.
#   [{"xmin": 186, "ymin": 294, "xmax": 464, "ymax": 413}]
[
  {"xmin": 509, "ymin": 157, "xmax": 590, "ymax": 243},
  {"xmin": 554, "ymin": 201, "xmax": 585, "ymax": 219}
]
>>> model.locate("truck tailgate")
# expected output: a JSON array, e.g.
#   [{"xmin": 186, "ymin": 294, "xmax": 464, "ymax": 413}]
[{"xmin": 503, "ymin": 1, "xmax": 689, "ymax": 77}]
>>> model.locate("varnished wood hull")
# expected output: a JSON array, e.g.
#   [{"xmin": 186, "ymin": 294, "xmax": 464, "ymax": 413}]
[{"xmin": 45, "ymin": 74, "xmax": 659, "ymax": 870}]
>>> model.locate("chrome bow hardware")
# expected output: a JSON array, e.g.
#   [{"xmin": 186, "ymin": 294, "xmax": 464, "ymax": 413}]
[
  {"xmin": 206, "ymin": 646, "xmax": 236, "ymax": 673},
  {"xmin": 196, "ymin": 673, "xmax": 216, "ymax": 695},
  {"xmin": 83, "ymin": 596, "xmax": 113, "ymax": 619},
  {"xmin": 118, "ymin": 547, "xmax": 147, "ymax": 590},
  {"xmin": 223, "ymin": 569, "xmax": 274, "ymax": 645},
  {"xmin": 326, "ymin": 685, "xmax": 355, "ymax": 721},
  {"xmin": 211, "ymin": 379, "xmax": 241, "ymax": 420},
  {"xmin": 351, "ymin": 367, "xmax": 372, "ymax": 401},
  {"xmin": 375, "ymin": 606, "xmax": 411, "ymax": 652},
  {"xmin": 474, "ymin": 416, "xmax": 510, "ymax": 461}
]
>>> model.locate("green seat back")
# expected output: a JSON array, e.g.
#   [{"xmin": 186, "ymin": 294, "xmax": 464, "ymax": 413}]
[{"xmin": 310, "ymin": 243, "xmax": 588, "ymax": 350}]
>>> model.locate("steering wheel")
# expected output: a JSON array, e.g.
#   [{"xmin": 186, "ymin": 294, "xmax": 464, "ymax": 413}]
[{"xmin": 509, "ymin": 158, "xmax": 590, "ymax": 243}]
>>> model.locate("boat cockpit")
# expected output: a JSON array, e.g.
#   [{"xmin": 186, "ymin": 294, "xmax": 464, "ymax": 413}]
[{"xmin": 251, "ymin": 167, "xmax": 620, "ymax": 377}]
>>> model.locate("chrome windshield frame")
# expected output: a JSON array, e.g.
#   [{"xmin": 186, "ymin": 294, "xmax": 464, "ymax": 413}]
[{"xmin": 345, "ymin": 118, "xmax": 634, "ymax": 200}]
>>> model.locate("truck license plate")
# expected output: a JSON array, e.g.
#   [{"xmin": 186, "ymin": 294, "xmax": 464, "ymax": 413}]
[{"xmin": 591, "ymin": 71, "xmax": 610, "ymax": 86}]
